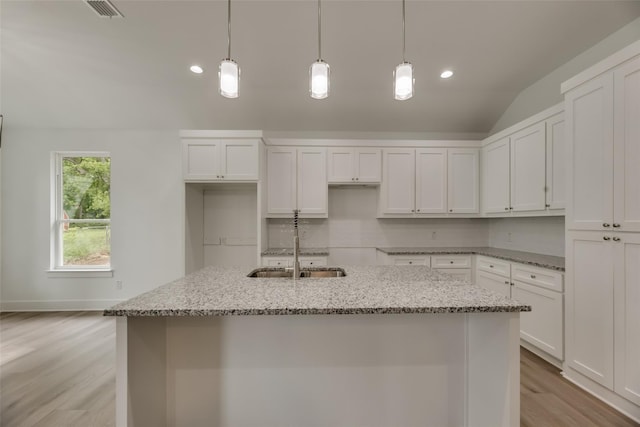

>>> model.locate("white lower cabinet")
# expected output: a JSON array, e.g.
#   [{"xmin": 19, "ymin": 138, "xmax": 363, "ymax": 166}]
[
  {"xmin": 389, "ymin": 255, "xmax": 431, "ymax": 266},
  {"xmin": 262, "ymin": 256, "xmax": 328, "ymax": 267},
  {"xmin": 566, "ymin": 231, "xmax": 640, "ymax": 404},
  {"xmin": 475, "ymin": 255, "xmax": 564, "ymax": 362}
]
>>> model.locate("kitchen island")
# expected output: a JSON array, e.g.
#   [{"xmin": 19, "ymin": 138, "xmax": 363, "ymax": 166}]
[{"xmin": 105, "ymin": 266, "xmax": 530, "ymax": 427}]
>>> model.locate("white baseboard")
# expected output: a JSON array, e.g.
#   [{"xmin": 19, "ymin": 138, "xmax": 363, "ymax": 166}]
[
  {"xmin": 0, "ymin": 299, "xmax": 125, "ymax": 312},
  {"xmin": 562, "ymin": 367, "xmax": 640, "ymax": 424}
]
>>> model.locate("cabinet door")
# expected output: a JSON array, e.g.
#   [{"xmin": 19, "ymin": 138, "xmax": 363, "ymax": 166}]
[
  {"xmin": 415, "ymin": 149, "xmax": 447, "ymax": 214},
  {"xmin": 546, "ymin": 113, "xmax": 565, "ymax": 210},
  {"xmin": 297, "ymin": 148, "xmax": 328, "ymax": 216},
  {"xmin": 512, "ymin": 282, "xmax": 563, "ymax": 360},
  {"xmin": 476, "ymin": 270, "xmax": 511, "ymax": 298},
  {"xmin": 381, "ymin": 149, "xmax": 415, "ymax": 214},
  {"xmin": 448, "ymin": 149, "xmax": 479, "ymax": 214},
  {"xmin": 482, "ymin": 138, "xmax": 510, "ymax": 214},
  {"xmin": 566, "ymin": 74, "xmax": 614, "ymax": 231},
  {"xmin": 614, "ymin": 233, "xmax": 640, "ymax": 405},
  {"xmin": 510, "ymin": 122, "xmax": 546, "ymax": 212},
  {"xmin": 613, "ymin": 56, "xmax": 640, "ymax": 232},
  {"xmin": 182, "ymin": 140, "xmax": 222, "ymax": 180},
  {"xmin": 222, "ymin": 140, "xmax": 259, "ymax": 180},
  {"xmin": 565, "ymin": 231, "xmax": 614, "ymax": 389},
  {"xmin": 327, "ymin": 148, "xmax": 355, "ymax": 183},
  {"xmin": 267, "ymin": 148, "xmax": 297, "ymax": 215},
  {"xmin": 354, "ymin": 148, "xmax": 381, "ymax": 183}
]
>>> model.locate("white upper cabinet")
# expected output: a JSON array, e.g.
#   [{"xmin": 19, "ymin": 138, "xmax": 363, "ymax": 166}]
[
  {"xmin": 448, "ymin": 149, "xmax": 480, "ymax": 214},
  {"xmin": 510, "ymin": 122, "xmax": 546, "ymax": 212},
  {"xmin": 381, "ymin": 149, "xmax": 416, "ymax": 214},
  {"xmin": 182, "ymin": 139, "xmax": 259, "ymax": 182},
  {"xmin": 327, "ymin": 148, "xmax": 381, "ymax": 184},
  {"xmin": 416, "ymin": 149, "xmax": 447, "ymax": 214},
  {"xmin": 613, "ymin": 56, "xmax": 640, "ymax": 232},
  {"xmin": 483, "ymin": 138, "xmax": 511, "ymax": 214},
  {"xmin": 546, "ymin": 113, "xmax": 565, "ymax": 210},
  {"xmin": 381, "ymin": 148, "xmax": 479, "ymax": 216},
  {"xmin": 482, "ymin": 106, "xmax": 565, "ymax": 217},
  {"xmin": 267, "ymin": 147, "xmax": 327, "ymax": 217},
  {"xmin": 565, "ymin": 74, "xmax": 614, "ymax": 231}
]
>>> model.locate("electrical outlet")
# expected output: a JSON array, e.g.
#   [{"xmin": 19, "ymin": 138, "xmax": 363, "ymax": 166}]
[
  {"xmin": 116, "ymin": 280, "xmax": 123, "ymax": 290},
  {"xmin": 507, "ymin": 232, "xmax": 512, "ymax": 242},
  {"xmin": 432, "ymin": 231, "xmax": 437, "ymax": 240}
]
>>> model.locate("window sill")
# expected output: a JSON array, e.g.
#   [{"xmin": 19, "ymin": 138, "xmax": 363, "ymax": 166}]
[{"xmin": 46, "ymin": 269, "xmax": 114, "ymax": 278}]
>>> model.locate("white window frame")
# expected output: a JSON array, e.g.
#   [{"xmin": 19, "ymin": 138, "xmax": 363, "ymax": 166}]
[{"xmin": 49, "ymin": 151, "xmax": 113, "ymax": 275}]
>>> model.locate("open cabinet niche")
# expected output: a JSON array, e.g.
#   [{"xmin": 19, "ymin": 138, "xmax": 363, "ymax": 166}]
[{"xmin": 185, "ymin": 183, "xmax": 261, "ymax": 274}]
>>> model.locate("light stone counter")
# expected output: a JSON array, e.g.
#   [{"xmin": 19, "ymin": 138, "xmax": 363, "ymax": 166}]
[{"xmin": 104, "ymin": 265, "xmax": 530, "ymax": 317}]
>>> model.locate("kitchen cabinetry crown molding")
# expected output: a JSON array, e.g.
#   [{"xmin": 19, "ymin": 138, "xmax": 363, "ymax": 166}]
[
  {"xmin": 263, "ymin": 139, "xmax": 482, "ymax": 148},
  {"xmin": 180, "ymin": 130, "xmax": 264, "ymax": 139},
  {"xmin": 561, "ymin": 39, "xmax": 640, "ymax": 94},
  {"xmin": 482, "ymin": 103, "xmax": 563, "ymax": 147}
]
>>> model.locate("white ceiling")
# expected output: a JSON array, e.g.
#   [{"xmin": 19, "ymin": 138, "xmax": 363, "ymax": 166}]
[{"xmin": 2, "ymin": 0, "xmax": 640, "ymax": 134}]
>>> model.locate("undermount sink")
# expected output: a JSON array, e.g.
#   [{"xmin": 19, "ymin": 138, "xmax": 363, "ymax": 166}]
[{"xmin": 247, "ymin": 267, "xmax": 347, "ymax": 278}]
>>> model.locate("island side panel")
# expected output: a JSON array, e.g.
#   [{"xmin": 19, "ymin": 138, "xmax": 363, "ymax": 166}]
[
  {"xmin": 466, "ymin": 312, "xmax": 520, "ymax": 427},
  {"xmin": 165, "ymin": 313, "xmax": 468, "ymax": 427},
  {"xmin": 120, "ymin": 317, "xmax": 167, "ymax": 427}
]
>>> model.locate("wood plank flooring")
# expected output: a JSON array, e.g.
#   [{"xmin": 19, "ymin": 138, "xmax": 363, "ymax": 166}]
[{"xmin": 1, "ymin": 311, "xmax": 638, "ymax": 427}]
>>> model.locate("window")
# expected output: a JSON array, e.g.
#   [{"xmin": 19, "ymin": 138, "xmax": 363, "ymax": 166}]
[{"xmin": 51, "ymin": 153, "xmax": 111, "ymax": 271}]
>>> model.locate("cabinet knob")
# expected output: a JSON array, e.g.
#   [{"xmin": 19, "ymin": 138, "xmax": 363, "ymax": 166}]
[
  {"xmin": 351, "ymin": 178, "xmax": 354, "ymax": 181},
  {"xmin": 449, "ymin": 209, "xmax": 453, "ymax": 212},
  {"xmin": 416, "ymin": 209, "xmax": 420, "ymax": 212},
  {"xmin": 530, "ymin": 274, "xmax": 536, "ymax": 279},
  {"xmin": 509, "ymin": 207, "xmax": 513, "ymax": 210},
  {"xmin": 603, "ymin": 236, "xmax": 611, "ymax": 241},
  {"xmin": 613, "ymin": 223, "xmax": 621, "ymax": 228},
  {"xmin": 504, "ymin": 207, "xmax": 509, "ymax": 211},
  {"xmin": 411, "ymin": 209, "xmax": 415, "ymax": 213},
  {"xmin": 613, "ymin": 237, "xmax": 621, "ymax": 242},
  {"xmin": 504, "ymin": 281, "xmax": 509, "ymax": 285},
  {"xmin": 603, "ymin": 223, "xmax": 611, "ymax": 228},
  {"xmin": 489, "ymin": 265, "xmax": 494, "ymax": 268},
  {"xmin": 545, "ymin": 204, "xmax": 550, "ymax": 208},
  {"xmin": 216, "ymin": 175, "xmax": 220, "ymax": 178},
  {"xmin": 409, "ymin": 261, "xmax": 413, "ymax": 265},
  {"xmin": 510, "ymin": 282, "xmax": 514, "ymax": 286},
  {"xmin": 450, "ymin": 261, "xmax": 454, "ymax": 264},
  {"xmin": 355, "ymin": 178, "xmax": 359, "ymax": 181}
]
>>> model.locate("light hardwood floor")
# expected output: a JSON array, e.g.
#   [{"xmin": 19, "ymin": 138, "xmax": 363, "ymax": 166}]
[{"xmin": 1, "ymin": 312, "xmax": 638, "ymax": 427}]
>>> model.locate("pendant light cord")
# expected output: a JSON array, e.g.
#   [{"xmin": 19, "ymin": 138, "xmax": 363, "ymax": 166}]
[
  {"xmin": 402, "ymin": 0, "xmax": 406, "ymax": 63},
  {"xmin": 317, "ymin": 0, "xmax": 322, "ymax": 61},
  {"xmin": 227, "ymin": 0, "xmax": 232, "ymax": 60}
]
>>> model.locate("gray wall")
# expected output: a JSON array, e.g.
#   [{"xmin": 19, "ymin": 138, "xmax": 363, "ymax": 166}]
[{"xmin": 491, "ymin": 16, "xmax": 640, "ymax": 134}]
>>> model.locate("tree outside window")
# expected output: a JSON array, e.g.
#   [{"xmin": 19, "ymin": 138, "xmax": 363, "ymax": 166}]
[{"xmin": 53, "ymin": 153, "xmax": 111, "ymax": 269}]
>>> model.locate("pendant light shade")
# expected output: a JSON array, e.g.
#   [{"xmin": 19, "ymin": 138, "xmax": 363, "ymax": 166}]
[
  {"xmin": 394, "ymin": 62, "xmax": 413, "ymax": 100},
  {"xmin": 310, "ymin": 60, "xmax": 330, "ymax": 99},
  {"xmin": 310, "ymin": 0, "xmax": 329, "ymax": 99},
  {"xmin": 219, "ymin": 59, "xmax": 239, "ymax": 98},
  {"xmin": 219, "ymin": 0, "xmax": 239, "ymax": 99},
  {"xmin": 394, "ymin": 0, "xmax": 413, "ymax": 100}
]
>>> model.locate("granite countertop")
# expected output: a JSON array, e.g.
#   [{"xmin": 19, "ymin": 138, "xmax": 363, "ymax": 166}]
[
  {"xmin": 376, "ymin": 247, "xmax": 565, "ymax": 271},
  {"xmin": 104, "ymin": 265, "xmax": 530, "ymax": 317},
  {"xmin": 261, "ymin": 248, "xmax": 329, "ymax": 256}
]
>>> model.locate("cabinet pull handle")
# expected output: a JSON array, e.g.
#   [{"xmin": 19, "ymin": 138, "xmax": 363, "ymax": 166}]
[
  {"xmin": 613, "ymin": 237, "xmax": 621, "ymax": 242},
  {"xmin": 603, "ymin": 236, "xmax": 611, "ymax": 241},
  {"xmin": 489, "ymin": 265, "xmax": 494, "ymax": 268},
  {"xmin": 530, "ymin": 274, "xmax": 536, "ymax": 279},
  {"xmin": 504, "ymin": 207, "xmax": 509, "ymax": 211},
  {"xmin": 545, "ymin": 204, "xmax": 550, "ymax": 208},
  {"xmin": 411, "ymin": 209, "xmax": 415, "ymax": 213},
  {"xmin": 355, "ymin": 178, "xmax": 359, "ymax": 181},
  {"xmin": 613, "ymin": 223, "xmax": 621, "ymax": 228},
  {"xmin": 509, "ymin": 207, "xmax": 513, "ymax": 210},
  {"xmin": 504, "ymin": 281, "xmax": 510, "ymax": 285},
  {"xmin": 510, "ymin": 282, "xmax": 514, "ymax": 286},
  {"xmin": 449, "ymin": 209, "xmax": 453, "ymax": 212},
  {"xmin": 409, "ymin": 261, "xmax": 413, "ymax": 265},
  {"xmin": 603, "ymin": 223, "xmax": 611, "ymax": 228},
  {"xmin": 417, "ymin": 209, "xmax": 420, "ymax": 212},
  {"xmin": 450, "ymin": 261, "xmax": 454, "ymax": 264}
]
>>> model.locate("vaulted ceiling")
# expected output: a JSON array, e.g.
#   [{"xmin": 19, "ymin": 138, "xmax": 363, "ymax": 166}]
[{"xmin": 2, "ymin": 0, "xmax": 640, "ymax": 134}]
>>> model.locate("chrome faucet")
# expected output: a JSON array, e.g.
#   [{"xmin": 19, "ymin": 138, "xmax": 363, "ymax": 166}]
[{"xmin": 292, "ymin": 209, "xmax": 301, "ymax": 279}]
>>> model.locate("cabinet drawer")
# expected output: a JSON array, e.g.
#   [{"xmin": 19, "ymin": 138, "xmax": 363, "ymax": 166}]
[
  {"xmin": 433, "ymin": 268, "xmax": 471, "ymax": 283},
  {"xmin": 476, "ymin": 256, "xmax": 511, "ymax": 278},
  {"xmin": 512, "ymin": 263, "xmax": 563, "ymax": 292},
  {"xmin": 431, "ymin": 255, "xmax": 471, "ymax": 269},
  {"xmin": 300, "ymin": 257, "xmax": 328, "ymax": 267},
  {"xmin": 392, "ymin": 256, "xmax": 430, "ymax": 266},
  {"xmin": 264, "ymin": 257, "xmax": 290, "ymax": 267}
]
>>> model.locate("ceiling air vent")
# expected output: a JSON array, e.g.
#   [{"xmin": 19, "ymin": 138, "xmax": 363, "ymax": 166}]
[{"xmin": 84, "ymin": 0, "xmax": 124, "ymax": 18}]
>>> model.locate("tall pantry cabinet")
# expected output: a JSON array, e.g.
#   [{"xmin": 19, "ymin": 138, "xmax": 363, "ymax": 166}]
[{"xmin": 564, "ymin": 41, "xmax": 640, "ymax": 418}]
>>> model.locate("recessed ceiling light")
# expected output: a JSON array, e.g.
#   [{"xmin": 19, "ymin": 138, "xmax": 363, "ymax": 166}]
[
  {"xmin": 190, "ymin": 65, "xmax": 204, "ymax": 74},
  {"xmin": 440, "ymin": 70, "xmax": 454, "ymax": 79}
]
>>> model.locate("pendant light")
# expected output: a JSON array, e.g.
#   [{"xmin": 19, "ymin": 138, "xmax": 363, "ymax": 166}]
[
  {"xmin": 394, "ymin": 0, "xmax": 413, "ymax": 100},
  {"xmin": 310, "ymin": 0, "xmax": 329, "ymax": 99},
  {"xmin": 219, "ymin": 0, "xmax": 239, "ymax": 98}
]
